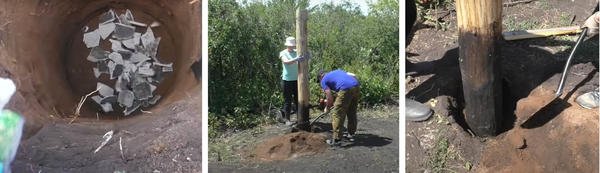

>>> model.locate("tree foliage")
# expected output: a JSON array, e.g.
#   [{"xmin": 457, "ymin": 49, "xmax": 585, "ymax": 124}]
[{"xmin": 209, "ymin": 0, "xmax": 399, "ymax": 134}]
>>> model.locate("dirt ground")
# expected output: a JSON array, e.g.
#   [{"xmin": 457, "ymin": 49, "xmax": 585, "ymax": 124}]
[
  {"xmin": 209, "ymin": 105, "xmax": 399, "ymax": 173},
  {"xmin": 11, "ymin": 92, "xmax": 202, "ymax": 173},
  {"xmin": 406, "ymin": 0, "xmax": 599, "ymax": 172}
]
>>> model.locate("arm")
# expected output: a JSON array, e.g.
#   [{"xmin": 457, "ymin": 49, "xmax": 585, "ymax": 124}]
[
  {"xmin": 281, "ymin": 56, "xmax": 299, "ymax": 64},
  {"xmin": 583, "ymin": 11, "xmax": 599, "ymax": 38},
  {"xmin": 324, "ymin": 89, "xmax": 334, "ymax": 113}
]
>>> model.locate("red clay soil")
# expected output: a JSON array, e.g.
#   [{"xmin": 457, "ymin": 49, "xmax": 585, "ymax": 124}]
[
  {"xmin": 253, "ymin": 132, "xmax": 328, "ymax": 161},
  {"xmin": 478, "ymin": 64, "xmax": 599, "ymax": 172},
  {"xmin": 479, "ymin": 105, "xmax": 598, "ymax": 172}
]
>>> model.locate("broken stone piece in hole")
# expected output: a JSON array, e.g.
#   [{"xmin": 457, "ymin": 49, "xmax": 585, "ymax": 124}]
[
  {"xmin": 111, "ymin": 64, "xmax": 124, "ymax": 80},
  {"xmin": 101, "ymin": 95, "xmax": 117, "ymax": 104},
  {"xmin": 122, "ymin": 32, "xmax": 141, "ymax": 50},
  {"xmin": 117, "ymin": 9, "xmax": 135, "ymax": 25},
  {"xmin": 99, "ymin": 9, "xmax": 116, "ymax": 24},
  {"xmin": 97, "ymin": 82, "xmax": 115, "ymax": 97},
  {"xmin": 123, "ymin": 60, "xmax": 137, "ymax": 74},
  {"xmin": 118, "ymin": 50, "xmax": 133, "ymax": 60},
  {"xmin": 141, "ymin": 27, "xmax": 155, "ymax": 49},
  {"xmin": 115, "ymin": 76, "xmax": 127, "ymax": 93},
  {"xmin": 150, "ymin": 83, "xmax": 157, "ymax": 93},
  {"xmin": 98, "ymin": 22, "xmax": 116, "ymax": 40},
  {"xmin": 107, "ymin": 61, "xmax": 116, "ymax": 77},
  {"xmin": 93, "ymin": 68, "xmax": 101, "ymax": 78},
  {"xmin": 97, "ymin": 60, "xmax": 109, "ymax": 73},
  {"xmin": 152, "ymin": 68, "xmax": 165, "ymax": 82},
  {"xmin": 148, "ymin": 95, "xmax": 161, "ymax": 105},
  {"xmin": 133, "ymin": 82, "xmax": 152, "ymax": 100},
  {"xmin": 118, "ymin": 89, "xmax": 135, "ymax": 108},
  {"xmin": 83, "ymin": 30, "xmax": 101, "ymax": 48},
  {"xmin": 109, "ymin": 39, "xmax": 126, "ymax": 52},
  {"xmin": 87, "ymin": 47, "xmax": 109, "ymax": 62},
  {"xmin": 130, "ymin": 52, "xmax": 150, "ymax": 63},
  {"xmin": 137, "ymin": 66, "xmax": 155, "ymax": 76},
  {"xmin": 123, "ymin": 100, "xmax": 141, "ymax": 116},
  {"xmin": 109, "ymin": 52, "xmax": 124, "ymax": 65},
  {"xmin": 113, "ymin": 23, "xmax": 135, "ymax": 40},
  {"xmin": 146, "ymin": 37, "xmax": 161, "ymax": 60},
  {"xmin": 101, "ymin": 103, "xmax": 113, "ymax": 112},
  {"xmin": 122, "ymin": 37, "xmax": 138, "ymax": 50},
  {"xmin": 124, "ymin": 9, "xmax": 135, "ymax": 22},
  {"xmin": 91, "ymin": 95, "xmax": 103, "ymax": 105}
]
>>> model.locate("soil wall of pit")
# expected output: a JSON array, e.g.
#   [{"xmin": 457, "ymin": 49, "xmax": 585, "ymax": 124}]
[{"xmin": 0, "ymin": 0, "xmax": 200, "ymax": 137}]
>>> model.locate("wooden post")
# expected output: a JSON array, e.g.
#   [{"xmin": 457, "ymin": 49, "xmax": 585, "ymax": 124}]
[
  {"xmin": 295, "ymin": 8, "xmax": 310, "ymax": 131},
  {"xmin": 455, "ymin": 0, "xmax": 503, "ymax": 136}
]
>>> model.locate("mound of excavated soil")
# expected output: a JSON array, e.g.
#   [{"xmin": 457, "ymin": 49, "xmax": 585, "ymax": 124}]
[
  {"xmin": 254, "ymin": 132, "xmax": 328, "ymax": 161},
  {"xmin": 478, "ymin": 64, "xmax": 599, "ymax": 172}
]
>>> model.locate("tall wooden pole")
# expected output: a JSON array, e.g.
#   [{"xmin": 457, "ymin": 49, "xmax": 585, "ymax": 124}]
[
  {"xmin": 455, "ymin": 0, "xmax": 503, "ymax": 136},
  {"xmin": 296, "ymin": 8, "xmax": 310, "ymax": 131}
]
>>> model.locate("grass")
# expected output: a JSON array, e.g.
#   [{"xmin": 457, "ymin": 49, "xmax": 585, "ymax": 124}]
[
  {"xmin": 426, "ymin": 126, "xmax": 474, "ymax": 173},
  {"xmin": 428, "ymin": 137, "xmax": 454, "ymax": 172},
  {"xmin": 538, "ymin": 0, "xmax": 551, "ymax": 10},
  {"xmin": 416, "ymin": 0, "xmax": 455, "ymax": 31},
  {"xmin": 504, "ymin": 17, "xmax": 541, "ymax": 31},
  {"xmin": 503, "ymin": 0, "xmax": 574, "ymax": 32},
  {"xmin": 209, "ymin": 126, "xmax": 266, "ymax": 162}
]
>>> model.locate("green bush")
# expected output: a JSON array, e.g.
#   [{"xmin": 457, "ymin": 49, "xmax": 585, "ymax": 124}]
[{"xmin": 209, "ymin": 0, "xmax": 398, "ymax": 135}]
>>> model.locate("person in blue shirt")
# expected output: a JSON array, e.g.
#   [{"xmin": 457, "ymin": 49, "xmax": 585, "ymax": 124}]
[{"xmin": 318, "ymin": 69, "xmax": 360, "ymax": 146}]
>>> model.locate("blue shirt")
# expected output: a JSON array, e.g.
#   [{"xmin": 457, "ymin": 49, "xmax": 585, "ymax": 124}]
[{"xmin": 320, "ymin": 70, "xmax": 359, "ymax": 92}]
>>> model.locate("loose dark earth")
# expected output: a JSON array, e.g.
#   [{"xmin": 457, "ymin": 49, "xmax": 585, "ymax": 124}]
[{"xmin": 209, "ymin": 105, "xmax": 399, "ymax": 173}]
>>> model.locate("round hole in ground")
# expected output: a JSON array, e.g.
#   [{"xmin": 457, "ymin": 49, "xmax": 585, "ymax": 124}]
[{"xmin": 0, "ymin": 0, "xmax": 200, "ymax": 137}]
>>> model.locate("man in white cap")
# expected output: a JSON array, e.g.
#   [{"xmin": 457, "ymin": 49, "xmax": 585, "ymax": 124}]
[{"xmin": 279, "ymin": 37, "xmax": 306, "ymax": 125}]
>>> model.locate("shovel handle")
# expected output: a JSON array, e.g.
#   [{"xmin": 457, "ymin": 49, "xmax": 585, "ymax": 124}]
[{"xmin": 556, "ymin": 27, "xmax": 588, "ymax": 97}]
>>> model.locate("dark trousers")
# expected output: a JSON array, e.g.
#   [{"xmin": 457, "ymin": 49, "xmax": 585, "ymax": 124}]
[{"xmin": 281, "ymin": 80, "xmax": 298, "ymax": 120}]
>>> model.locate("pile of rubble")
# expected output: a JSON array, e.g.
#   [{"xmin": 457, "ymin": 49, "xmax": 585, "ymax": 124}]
[{"xmin": 83, "ymin": 9, "xmax": 172, "ymax": 116}]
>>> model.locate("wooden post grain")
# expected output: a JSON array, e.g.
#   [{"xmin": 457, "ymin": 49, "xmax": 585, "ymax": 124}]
[
  {"xmin": 296, "ymin": 9, "xmax": 310, "ymax": 131},
  {"xmin": 455, "ymin": 0, "xmax": 503, "ymax": 136}
]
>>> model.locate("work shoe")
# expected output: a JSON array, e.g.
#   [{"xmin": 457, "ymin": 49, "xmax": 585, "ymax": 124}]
[
  {"xmin": 326, "ymin": 138, "xmax": 341, "ymax": 147},
  {"xmin": 576, "ymin": 90, "xmax": 600, "ymax": 109},
  {"xmin": 406, "ymin": 98, "xmax": 433, "ymax": 122},
  {"xmin": 276, "ymin": 109, "xmax": 287, "ymax": 123},
  {"xmin": 344, "ymin": 134, "xmax": 355, "ymax": 142}
]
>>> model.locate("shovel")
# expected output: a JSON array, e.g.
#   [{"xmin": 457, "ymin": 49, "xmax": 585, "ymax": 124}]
[
  {"xmin": 555, "ymin": 27, "xmax": 589, "ymax": 97},
  {"xmin": 517, "ymin": 27, "xmax": 589, "ymax": 126},
  {"xmin": 309, "ymin": 111, "xmax": 330, "ymax": 126}
]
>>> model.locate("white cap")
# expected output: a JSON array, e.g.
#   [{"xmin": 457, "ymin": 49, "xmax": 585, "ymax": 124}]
[
  {"xmin": 0, "ymin": 78, "xmax": 16, "ymax": 110},
  {"xmin": 284, "ymin": 37, "xmax": 296, "ymax": 46}
]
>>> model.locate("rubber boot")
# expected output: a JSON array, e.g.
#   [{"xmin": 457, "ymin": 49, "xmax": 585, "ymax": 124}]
[{"xmin": 406, "ymin": 98, "xmax": 433, "ymax": 122}]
